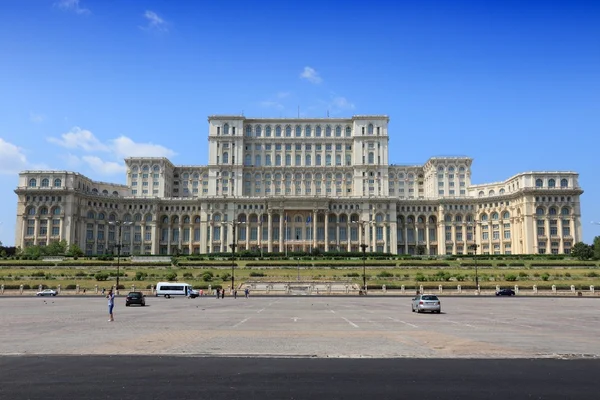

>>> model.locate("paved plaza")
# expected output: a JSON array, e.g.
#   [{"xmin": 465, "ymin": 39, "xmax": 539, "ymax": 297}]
[{"xmin": 1, "ymin": 296, "xmax": 599, "ymax": 358}]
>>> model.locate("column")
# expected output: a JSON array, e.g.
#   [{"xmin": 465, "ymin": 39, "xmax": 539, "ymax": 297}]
[
  {"xmin": 390, "ymin": 221, "xmax": 397, "ymax": 255},
  {"xmin": 219, "ymin": 223, "xmax": 225, "ymax": 253},
  {"xmin": 59, "ymin": 217, "xmax": 65, "ymax": 243},
  {"xmin": 188, "ymin": 224, "xmax": 193, "ymax": 255},
  {"xmin": 358, "ymin": 220, "xmax": 363, "ymax": 248},
  {"xmin": 474, "ymin": 222, "xmax": 481, "ymax": 255},
  {"xmin": 33, "ymin": 217, "xmax": 39, "ymax": 245},
  {"xmin": 347, "ymin": 220, "xmax": 352, "ymax": 252},
  {"xmin": 313, "ymin": 210, "xmax": 317, "ymax": 250},
  {"xmin": 336, "ymin": 222, "xmax": 340, "ymax": 251},
  {"xmin": 267, "ymin": 211, "xmax": 273, "ymax": 253},
  {"xmin": 383, "ymin": 223, "xmax": 388, "ymax": 253},
  {"xmin": 451, "ymin": 225, "xmax": 457, "ymax": 254},
  {"xmin": 152, "ymin": 223, "xmax": 160, "ymax": 255},
  {"xmin": 167, "ymin": 223, "xmax": 172, "ymax": 254},
  {"xmin": 279, "ymin": 211, "xmax": 284, "ymax": 252},
  {"xmin": 438, "ymin": 222, "xmax": 445, "ymax": 254},
  {"xmin": 545, "ymin": 218, "xmax": 550, "ymax": 254},
  {"xmin": 404, "ymin": 225, "xmax": 408, "ymax": 254},
  {"xmin": 324, "ymin": 213, "xmax": 329, "ymax": 252},
  {"xmin": 178, "ymin": 223, "xmax": 183, "ymax": 253},
  {"xmin": 425, "ymin": 223, "xmax": 431, "ymax": 255},
  {"xmin": 371, "ymin": 224, "xmax": 376, "ymax": 252},
  {"xmin": 208, "ymin": 222, "xmax": 213, "ymax": 254},
  {"xmin": 258, "ymin": 217, "xmax": 262, "ymax": 253}
]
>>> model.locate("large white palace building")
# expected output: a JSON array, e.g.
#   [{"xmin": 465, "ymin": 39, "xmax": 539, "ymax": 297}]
[{"xmin": 14, "ymin": 115, "xmax": 583, "ymax": 256}]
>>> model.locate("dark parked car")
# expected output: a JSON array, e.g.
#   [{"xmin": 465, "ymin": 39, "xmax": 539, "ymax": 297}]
[
  {"xmin": 125, "ymin": 292, "xmax": 146, "ymax": 306},
  {"xmin": 496, "ymin": 288, "xmax": 516, "ymax": 296}
]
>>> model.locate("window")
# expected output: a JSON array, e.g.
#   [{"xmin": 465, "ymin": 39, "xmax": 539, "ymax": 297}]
[
  {"xmin": 560, "ymin": 179, "xmax": 568, "ymax": 188},
  {"xmin": 548, "ymin": 179, "xmax": 555, "ymax": 188},
  {"xmin": 536, "ymin": 179, "xmax": 543, "ymax": 187},
  {"xmin": 54, "ymin": 179, "xmax": 62, "ymax": 187},
  {"xmin": 29, "ymin": 178, "xmax": 37, "ymax": 187}
]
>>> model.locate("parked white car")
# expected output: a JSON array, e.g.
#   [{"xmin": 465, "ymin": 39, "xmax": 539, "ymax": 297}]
[
  {"xmin": 36, "ymin": 289, "xmax": 57, "ymax": 297},
  {"xmin": 411, "ymin": 294, "xmax": 441, "ymax": 313}
]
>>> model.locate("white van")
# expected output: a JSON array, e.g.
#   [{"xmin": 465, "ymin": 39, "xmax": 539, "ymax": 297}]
[{"xmin": 155, "ymin": 282, "xmax": 199, "ymax": 298}]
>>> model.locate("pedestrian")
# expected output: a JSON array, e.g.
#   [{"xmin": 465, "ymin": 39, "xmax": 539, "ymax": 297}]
[
  {"xmin": 221, "ymin": 288, "xmax": 225, "ymax": 299},
  {"xmin": 234, "ymin": 289, "xmax": 237, "ymax": 299},
  {"xmin": 83, "ymin": 288, "xmax": 86, "ymax": 294},
  {"xmin": 102, "ymin": 288, "xmax": 105, "ymax": 295},
  {"xmin": 200, "ymin": 289, "xmax": 204, "ymax": 297},
  {"xmin": 244, "ymin": 288, "xmax": 249, "ymax": 298},
  {"xmin": 215, "ymin": 288, "xmax": 220, "ymax": 299},
  {"xmin": 106, "ymin": 289, "xmax": 115, "ymax": 322}
]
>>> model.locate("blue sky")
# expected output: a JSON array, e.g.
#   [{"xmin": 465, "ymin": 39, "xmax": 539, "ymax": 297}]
[{"xmin": 0, "ymin": 0, "xmax": 599, "ymax": 246}]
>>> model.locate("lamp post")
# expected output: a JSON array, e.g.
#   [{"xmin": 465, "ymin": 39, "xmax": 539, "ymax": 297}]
[
  {"xmin": 360, "ymin": 243, "xmax": 368, "ymax": 293},
  {"xmin": 467, "ymin": 220, "xmax": 479, "ymax": 290},
  {"xmin": 108, "ymin": 220, "xmax": 132, "ymax": 293},
  {"xmin": 228, "ymin": 221, "xmax": 244, "ymax": 292}
]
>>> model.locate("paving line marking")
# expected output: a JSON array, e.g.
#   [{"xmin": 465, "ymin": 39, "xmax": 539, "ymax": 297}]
[
  {"xmin": 329, "ymin": 309, "xmax": 336, "ymax": 314},
  {"xmin": 480, "ymin": 317, "xmax": 533, "ymax": 329},
  {"xmin": 257, "ymin": 308, "xmax": 265, "ymax": 313},
  {"xmin": 447, "ymin": 320, "xmax": 476, "ymax": 328},
  {"xmin": 387, "ymin": 316, "xmax": 418, "ymax": 328},
  {"xmin": 341, "ymin": 317, "xmax": 359, "ymax": 328},
  {"xmin": 233, "ymin": 317, "xmax": 250, "ymax": 328}
]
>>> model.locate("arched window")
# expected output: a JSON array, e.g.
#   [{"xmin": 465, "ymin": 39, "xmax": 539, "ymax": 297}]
[
  {"xmin": 275, "ymin": 155, "xmax": 282, "ymax": 166},
  {"xmin": 153, "ymin": 165, "xmax": 160, "ymax": 172},
  {"xmin": 491, "ymin": 212, "xmax": 499, "ymax": 220},
  {"xmin": 549, "ymin": 207, "xmax": 557, "ymax": 215},
  {"xmin": 499, "ymin": 188, "xmax": 505, "ymax": 194},
  {"xmin": 28, "ymin": 207, "xmax": 36, "ymax": 215},
  {"xmin": 54, "ymin": 178, "xmax": 62, "ymax": 187},
  {"xmin": 295, "ymin": 125, "xmax": 301, "ymax": 137},
  {"xmin": 29, "ymin": 178, "xmax": 37, "ymax": 187},
  {"xmin": 503, "ymin": 211, "xmax": 510, "ymax": 219},
  {"xmin": 489, "ymin": 190, "xmax": 495, "ymax": 196},
  {"xmin": 325, "ymin": 126, "xmax": 331, "ymax": 137},
  {"xmin": 305, "ymin": 125, "xmax": 311, "ymax": 137},
  {"xmin": 560, "ymin": 179, "xmax": 568, "ymax": 188},
  {"xmin": 194, "ymin": 216, "xmax": 201, "ymax": 223},
  {"xmin": 345, "ymin": 126, "xmax": 351, "ymax": 136},
  {"xmin": 146, "ymin": 214, "xmax": 153, "ymax": 222},
  {"xmin": 536, "ymin": 179, "xmax": 543, "ymax": 187},
  {"xmin": 444, "ymin": 215, "xmax": 452, "ymax": 223},
  {"xmin": 478, "ymin": 191, "xmax": 484, "ymax": 197},
  {"xmin": 223, "ymin": 123, "xmax": 229, "ymax": 135},
  {"xmin": 98, "ymin": 212, "xmax": 105, "ymax": 220},
  {"xmin": 245, "ymin": 125, "xmax": 252, "ymax": 136},
  {"xmin": 325, "ymin": 154, "xmax": 332, "ymax": 166},
  {"xmin": 481, "ymin": 213, "xmax": 489, "ymax": 221},
  {"xmin": 368, "ymin": 123, "xmax": 374, "ymax": 134},
  {"xmin": 244, "ymin": 154, "xmax": 251, "ymax": 166},
  {"xmin": 222, "ymin": 152, "xmax": 228, "ymax": 164},
  {"xmin": 183, "ymin": 216, "xmax": 190, "ymax": 224},
  {"xmin": 265, "ymin": 126, "xmax": 271, "ymax": 137},
  {"xmin": 335, "ymin": 126, "xmax": 341, "ymax": 137},
  {"xmin": 536, "ymin": 207, "xmax": 544, "ymax": 215},
  {"xmin": 455, "ymin": 215, "xmax": 462, "ymax": 222},
  {"xmin": 305, "ymin": 155, "xmax": 312, "ymax": 166},
  {"xmin": 368, "ymin": 152, "xmax": 374, "ymax": 164},
  {"xmin": 162, "ymin": 216, "xmax": 169, "ymax": 224},
  {"xmin": 285, "ymin": 126, "xmax": 292, "ymax": 137},
  {"xmin": 40, "ymin": 207, "xmax": 48, "ymax": 215},
  {"xmin": 255, "ymin": 125, "xmax": 262, "ymax": 137},
  {"xmin": 561, "ymin": 207, "xmax": 570, "ymax": 215},
  {"xmin": 316, "ymin": 154, "xmax": 322, "ymax": 166},
  {"xmin": 255, "ymin": 155, "xmax": 261, "ymax": 166},
  {"xmin": 335, "ymin": 154, "xmax": 341, "ymax": 165},
  {"xmin": 315, "ymin": 126, "xmax": 322, "ymax": 137},
  {"xmin": 112, "ymin": 191, "xmax": 119, "ymax": 196},
  {"xmin": 53, "ymin": 207, "xmax": 61, "ymax": 215},
  {"xmin": 87, "ymin": 211, "xmax": 95, "ymax": 219},
  {"xmin": 548, "ymin": 179, "xmax": 556, "ymax": 188},
  {"xmin": 41, "ymin": 178, "xmax": 49, "ymax": 187},
  {"xmin": 275, "ymin": 126, "xmax": 281, "ymax": 137},
  {"xmin": 134, "ymin": 213, "xmax": 142, "ymax": 222}
]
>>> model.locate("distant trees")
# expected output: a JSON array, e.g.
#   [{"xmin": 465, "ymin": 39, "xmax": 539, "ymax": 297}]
[{"xmin": 571, "ymin": 242, "xmax": 594, "ymax": 260}]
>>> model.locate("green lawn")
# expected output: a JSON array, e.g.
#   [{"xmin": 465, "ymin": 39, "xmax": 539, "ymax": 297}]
[{"xmin": 1, "ymin": 265, "xmax": 598, "ymax": 291}]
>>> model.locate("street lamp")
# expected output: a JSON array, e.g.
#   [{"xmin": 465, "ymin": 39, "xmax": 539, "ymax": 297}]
[
  {"xmin": 360, "ymin": 243, "xmax": 368, "ymax": 293},
  {"xmin": 467, "ymin": 221, "xmax": 479, "ymax": 290},
  {"xmin": 227, "ymin": 221, "xmax": 245, "ymax": 292},
  {"xmin": 108, "ymin": 220, "xmax": 132, "ymax": 293}
]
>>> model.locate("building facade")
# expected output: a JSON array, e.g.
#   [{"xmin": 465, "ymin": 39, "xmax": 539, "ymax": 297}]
[{"xmin": 14, "ymin": 115, "xmax": 584, "ymax": 256}]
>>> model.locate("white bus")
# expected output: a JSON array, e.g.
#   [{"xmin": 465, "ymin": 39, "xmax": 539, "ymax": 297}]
[{"xmin": 155, "ymin": 282, "xmax": 199, "ymax": 298}]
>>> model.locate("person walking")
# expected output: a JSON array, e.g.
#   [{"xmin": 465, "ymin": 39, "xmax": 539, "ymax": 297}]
[
  {"xmin": 234, "ymin": 289, "xmax": 237, "ymax": 299},
  {"xmin": 221, "ymin": 288, "xmax": 225, "ymax": 299},
  {"xmin": 244, "ymin": 288, "xmax": 249, "ymax": 299},
  {"xmin": 107, "ymin": 289, "xmax": 115, "ymax": 322}
]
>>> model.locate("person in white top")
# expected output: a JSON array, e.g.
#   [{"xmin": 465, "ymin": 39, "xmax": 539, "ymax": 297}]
[{"xmin": 107, "ymin": 289, "xmax": 115, "ymax": 322}]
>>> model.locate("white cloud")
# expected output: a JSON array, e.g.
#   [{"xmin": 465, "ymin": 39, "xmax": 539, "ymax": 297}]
[
  {"xmin": 47, "ymin": 127, "xmax": 176, "ymax": 176},
  {"xmin": 29, "ymin": 112, "xmax": 45, "ymax": 124},
  {"xmin": 300, "ymin": 66, "xmax": 322, "ymax": 84},
  {"xmin": 47, "ymin": 127, "xmax": 109, "ymax": 152},
  {"xmin": 81, "ymin": 156, "xmax": 127, "ymax": 175},
  {"xmin": 111, "ymin": 136, "xmax": 176, "ymax": 158},
  {"xmin": 0, "ymin": 138, "xmax": 29, "ymax": 174},
  {"xmin": 55, "ymin": 0, "xmax": 90, "ymax": 15},
  {"xmin": 142, "ymin": 10, "xmax": 167, "ymax": 31},
  {"xmin": 331, "ymin": 96, "xmax": 355, "ymax": 111}
]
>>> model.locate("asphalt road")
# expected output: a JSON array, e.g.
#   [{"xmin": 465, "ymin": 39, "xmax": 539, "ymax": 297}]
[{"xmin": 0, "ymin": 356, "xmax": 597, "ymax": 400}]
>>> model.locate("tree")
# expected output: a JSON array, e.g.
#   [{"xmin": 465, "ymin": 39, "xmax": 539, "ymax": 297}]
[
  {"xmin": 46, "ymin": 240, "xmax": 67, "ymax": 256},
  {"xmin": 416, "ymin": 245, "xmax": 426, "ymax": 255},
  {"xmin": 67, "ymin": 243, "xmax": 84, "ymax": 257},
  {"xmin": 593, "ymin": 236, "xmax": 600, "ymax": 260},
  {"xmin": 571, "ymin": 242, "xmax": 593, "ymax": 260}
]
